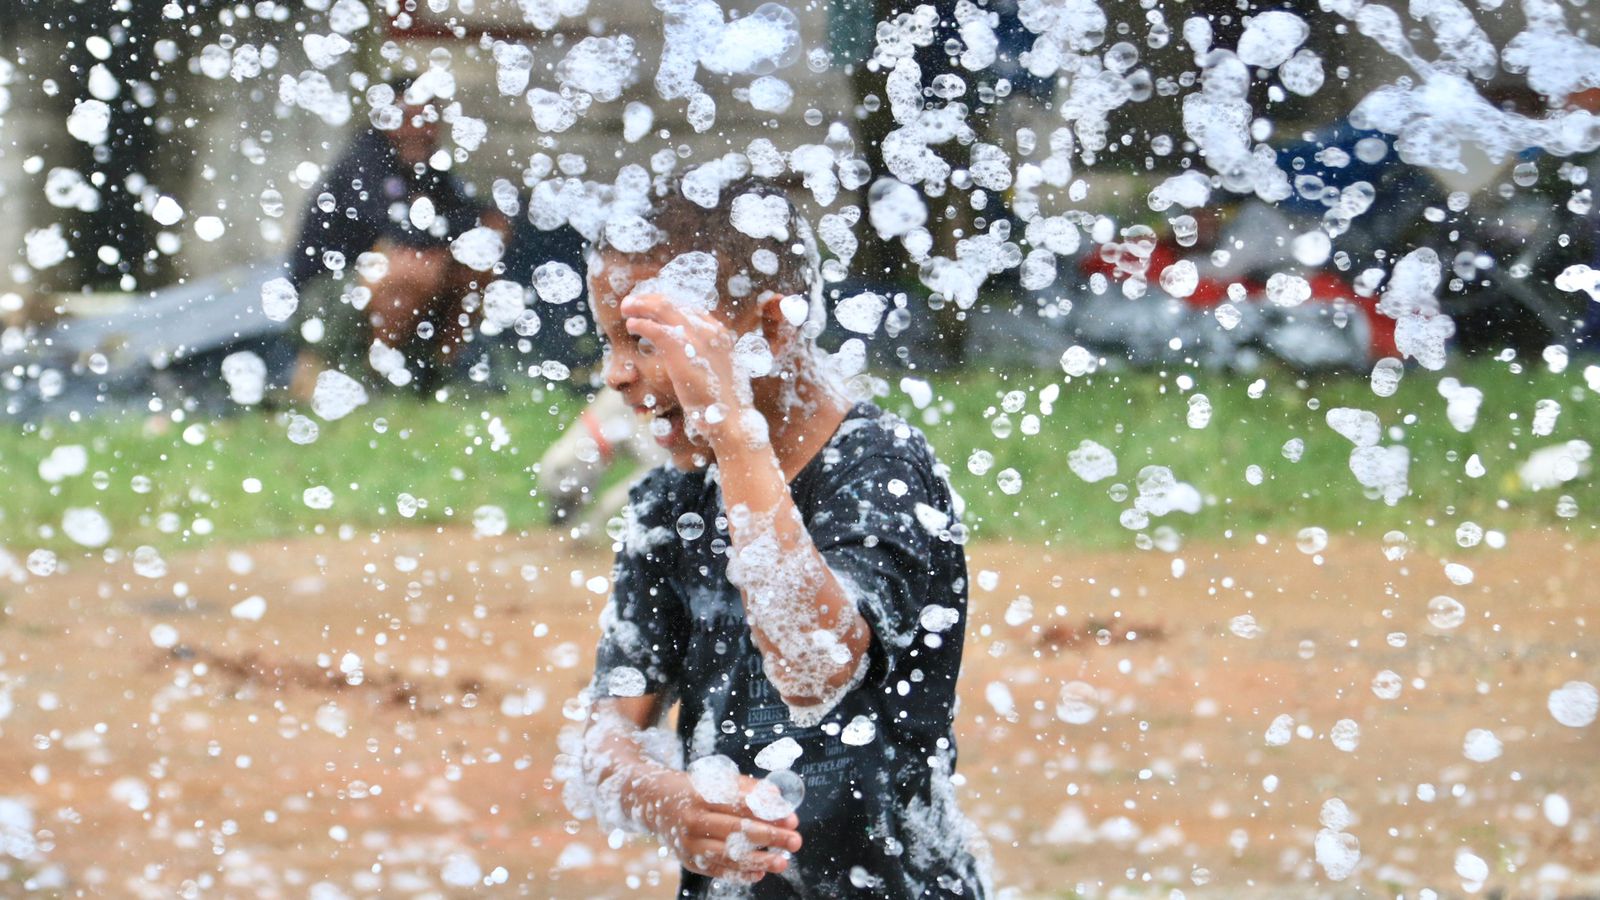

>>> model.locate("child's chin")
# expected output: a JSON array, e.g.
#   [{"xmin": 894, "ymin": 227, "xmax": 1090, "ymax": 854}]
[{"xmin": 667, "ymin": 443, "xmax": 712, "ymax": 471}]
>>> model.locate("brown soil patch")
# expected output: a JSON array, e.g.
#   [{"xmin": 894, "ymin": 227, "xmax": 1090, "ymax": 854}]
[{"xmin": 0, "ymin": 528, "xmax": 1595, "ymax": 897}]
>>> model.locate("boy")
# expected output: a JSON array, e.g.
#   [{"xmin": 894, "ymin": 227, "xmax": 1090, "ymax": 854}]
[{"xmin": 558, "ymin": 171, "xmax": 990, "ymax": 898}]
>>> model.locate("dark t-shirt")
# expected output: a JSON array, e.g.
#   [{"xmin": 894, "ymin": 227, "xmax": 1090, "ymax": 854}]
[
  {"xmin": 593, "ymin": 402, "xmax": 988, "ymax": 899},
  {"xmin": 287, "ymin": 128, "xmax": 483, "ymax": 288}
]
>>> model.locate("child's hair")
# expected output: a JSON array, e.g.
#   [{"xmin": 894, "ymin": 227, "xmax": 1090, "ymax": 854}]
[{"xmin": 589, "ymin": 168, "xmax": 825, "ymax": 333}]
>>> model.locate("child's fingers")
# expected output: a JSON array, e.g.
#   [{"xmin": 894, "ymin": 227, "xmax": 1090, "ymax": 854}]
[
  {"xmin": 624, "ymin": 317, "xmax": 709, "ymax": 370},
  {"xmin": 691, "ymin": 811, "xmax": 803, "ymax": 853},
  {"xmin": 619, "ymin": 293, "xmax": 687, "ymax": 329},
  {"xmin": 622, "ymin": 316, "xmax": 673, "ymax": 348},
  {"xmin": 739, "ymin": 816, "xmax": 803, "ymax": 852},
  {"xmin": 737, "ymin": 848, "xmax": 792, "ymax": 875},
  {"xmin": 681, "ymin": 838, "xmax": 787, "ymax": 879},
  {"xmin": 623, "ymin": 296, "xmax": 729, "ymax": 349}
]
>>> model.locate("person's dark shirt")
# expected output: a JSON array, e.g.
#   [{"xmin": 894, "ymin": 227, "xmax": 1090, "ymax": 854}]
[
  {"xmin": 287, "ymin": 128, "xmax": 483, "ymax": 288},
  {"xmin": 593, "ymin": 402, "xmax": 988, "ymax": 899}
]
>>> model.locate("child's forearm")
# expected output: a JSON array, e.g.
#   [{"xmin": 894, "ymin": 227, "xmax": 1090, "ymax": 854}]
[
  {"xmin": 566, "ymin": 701, "xmax": 681, "ymax": 834},
  {"xmin": 564, "ymin": 699, "xmax": 805, "ymax": 880},
  {"xmin": 710, "ymin": 431, "xmax": 872, "ymax": 719}
]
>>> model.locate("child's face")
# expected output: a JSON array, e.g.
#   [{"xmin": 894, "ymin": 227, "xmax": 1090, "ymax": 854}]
[{"xmin": 589, "ymin": 254, "xmax": 735, "ymax": 470}]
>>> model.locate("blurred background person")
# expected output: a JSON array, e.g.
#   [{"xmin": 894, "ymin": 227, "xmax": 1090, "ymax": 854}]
[{"xmin": 279, "ymin": 77, "xmax": 509, "ymax": 399}]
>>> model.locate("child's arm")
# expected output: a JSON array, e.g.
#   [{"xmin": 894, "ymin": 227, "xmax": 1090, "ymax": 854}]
[
  {"xmin": 713, "ymin": 441, "xmax": 875, "ymax": 714},
  {"xmin": 620, "ymin": 294, "xmax": 873, "ymax": 716},
  {"xmin": 576, "ymin": 694, "xmax": 803, "ymax": 881}
]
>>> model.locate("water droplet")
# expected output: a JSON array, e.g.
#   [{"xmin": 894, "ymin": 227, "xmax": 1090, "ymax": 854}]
[
  {"xmin": 1548, "ymin": 681, "xmax": 1598, "ymax": 728},
  {"xmin": 996, "ymin": 468, "xmax": 1022, "ymax": 495},
  {"xmin": 676, "ymin": 512, "xmax": 705, "ymax": 541},
  {"xmin": 1427, "ymin": 595, "xmax": 1465, "ymax": 630},
  {"xmin": 1296, "ymin": 527, "xmax": 1328, "ymax": 554}
]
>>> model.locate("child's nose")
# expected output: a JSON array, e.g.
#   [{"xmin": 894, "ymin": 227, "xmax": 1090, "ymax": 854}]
[{"xmin": 603, "ymin": 351, "xmax": 637, "ymax": 392}]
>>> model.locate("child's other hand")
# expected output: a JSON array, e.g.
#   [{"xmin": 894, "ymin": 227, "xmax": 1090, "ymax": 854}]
[
  {"xmin": 640, "ymin": 768, "xmax": 803, "ymax": 882},
  {"xmin": 619, "ymin": 293, "xmax": 748, "ymax": 445}
]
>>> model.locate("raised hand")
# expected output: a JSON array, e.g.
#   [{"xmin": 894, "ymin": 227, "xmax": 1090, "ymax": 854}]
[{"xmin": 619, "ymin": 293, "xmax": 751, "ymax": 447}]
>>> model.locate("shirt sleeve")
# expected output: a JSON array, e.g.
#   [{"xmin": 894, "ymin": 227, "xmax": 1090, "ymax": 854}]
[
  {"xmin": 807, "ymin": 451, "xmax": 956, "ymax": 689},
  {"xmin": 591, "ymin": 474, "xmax": 687, "ymax": 698}
]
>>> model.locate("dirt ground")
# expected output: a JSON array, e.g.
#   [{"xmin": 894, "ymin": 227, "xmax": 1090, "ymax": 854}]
[{"xmin": 0, "ymin": 525, "xmax": 1595, "ymax": 898}]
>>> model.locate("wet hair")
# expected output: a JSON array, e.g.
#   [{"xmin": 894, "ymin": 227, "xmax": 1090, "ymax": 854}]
[{"xmin": 589, "ymin": 169, "xmax": 824, "ymax": 330}]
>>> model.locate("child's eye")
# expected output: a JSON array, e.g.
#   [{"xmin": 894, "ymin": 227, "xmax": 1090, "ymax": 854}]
[{"xmin": 637, "ymin": 337, "xmax": 657, "ymax": 356}]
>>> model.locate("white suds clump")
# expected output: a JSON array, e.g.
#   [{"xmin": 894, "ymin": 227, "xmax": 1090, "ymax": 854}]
[
  {"xmin": 700, "ymin": 3, "xmax": 801, "ymax": 77},
  {"xmin": 833, "ymin": 292, "xmax": 887, "ymax": 335},
  {"xmin": 481, "ymin": 280, "xmax": 529, "ymax": 330},
  {"xmin": 493, "ymin": 41, "xmax": 532, "ymax": 95},
  {"xmin": 685, "ymin": 92, "xmax": 716, "ymax": 133},
  {"xmin": 1236, "ymin": 10, "xmax": 1308, "ymax": 68},
  {"xmin": 311, "ymin": 370, "xmax": 368, "ymax": 421},
  {"xmin": 1462, "ymin": 728, "xmax": 1503, "ymax": 762},
  {"xmin": 259, "ymin": 277, "xmax": 299, "ymax": 323},
  {"xmin": 754, "ymin": 737, "xmax": 803, "ymax": 771},
  {"xmin": 1182, "ymin": 49, "xmax": 1290, "ymax": 201},
  {"xmin": 1279, "ymin": 49, "xmax": 1324, "ymax": 95},
  {"xmin": 1147, "ymin": 171, "xmax": 1211, "ymax": 212},
  {"xmin": 1068, "ymin": 440, "xmax": 1117, "ymax": 482},
  {"xmin": 688, "ymin": 754, "xmax": 741, "ymax": 804},
  {"xmin": 1548, "ymin": 681, "xmax": 1598, "ymax": 728},
  {"xmin": 606, "ymin": 667, "xmax": 647, "ymax": 698},
  {"xmin": 66, "ymin": 98, "xmax": 112, "ymax": 144},
  {"xmin": 1348, "ymin": 444, "xmax": 1410, "ymax": 505},
  {"xmin": 149, "ymin": 194, "xmax": 183, "ymax": 224},
  {"xmin": 1370, "ymin": 357, "xmax": 1404, "ymax": 397},
  {"xmin": 840, "ymin": 715, "xmax": 876, "ymax": 746},
  {"xmin": 62, "ymin": 507, "xmax": 111, "ymax": 548},
  {"xmin": 450, "ymin": 226, "xmax": 505, "ymax": 271},
  {"xmin": 1326, "ymin": 408, "xmax": 1380, "ymax": 447},
  {"xmin": 747, "ymin": 75, "xmax": 793, "ymax": 113},
  {"xmin": 604, "ymin": 214, "xmax": 659, "ymax": 252},
  {"xmin": 1314, "ymin": 795, "xmax": 1361, "ymax": 881},
  {"xmin": 1437, "ymin": 377, "xmax": 1483, "ymax": 433},
  {"xmin": 729, "ymin": 192, "xmax": 790, "ymax": 240},
  {"xmin": 868, "ymin": 177, "xmax": 928, "ymax": 240},
  {"xmin": 533, "ymin": 261, "xmax": 584, "ymax": 304},
  {"xmin": 733, "ymin": 332, "xmax": 773, "ymax": 379},
  {"xmin": 622, "ymin": 101, "xmax": 653, "ymax": 141},
  {"xmin": 1159, "ymin": 260, "xmax": 1198, "ymax": 298},
  {"xmin": 221, "ymin": 351, "xmax": 268, "ymax": 405},
  {"xmin": 527, "ymin": 88, "xmax": 581, "ymax": 133},
  {"xmin": 557, "ymin": 35, "xmax": 640, "ymax": 102},
  {"xmin": 745, "ymin": 770, "xmax": 803, "ymax": 820},
  {"xmin": 635, "ymin": 251, "xmax": 720, "ymax": 313},
  {"xmin": 24, "ymin": 225, "xmax": 70, "ymax": 270}
]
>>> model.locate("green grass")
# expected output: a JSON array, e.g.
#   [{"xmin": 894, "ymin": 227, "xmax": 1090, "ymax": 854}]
[
  {"xmin": 0, "ymin": 357, "xmax": 1594, "ymax": 560},
  {"xmin": 928, "ymin": 357, "xmax": 1598, "ymax": 550}
]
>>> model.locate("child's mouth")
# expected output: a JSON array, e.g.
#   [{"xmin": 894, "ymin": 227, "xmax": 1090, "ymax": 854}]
[{"xmin": 640, "ymin": 405, "xmax": 682, "ymax": 447}]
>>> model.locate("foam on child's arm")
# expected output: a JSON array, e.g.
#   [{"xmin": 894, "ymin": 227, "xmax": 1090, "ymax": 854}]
[
  {"xmin": 725, "ymin": 504, "xmax": 869, "ymax": 724},
  {"xmin": 554, "ymin": 692, "xmax": 684, "ymax": 834}
]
